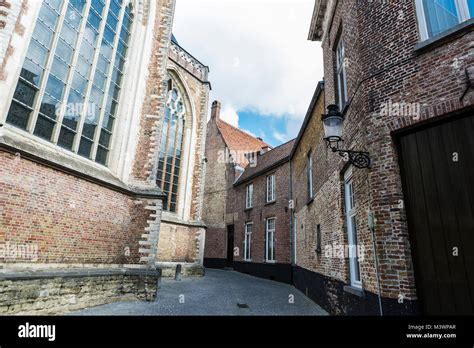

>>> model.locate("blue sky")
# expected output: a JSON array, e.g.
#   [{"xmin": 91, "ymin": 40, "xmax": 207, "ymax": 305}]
[
  {"xmin": 236, "ymin": 110, "xmax": 295, "ymax": 147},
  {"xmin": 173, "ymin": 0, "xmax": 324, "ymax": 147}
]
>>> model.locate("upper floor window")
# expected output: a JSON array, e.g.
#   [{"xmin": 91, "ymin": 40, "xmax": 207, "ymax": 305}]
[
  {"xmin": 266, "ymin": 173, "xmax": 275, "ymax": 203},
  {"xmin": 265, "ymin": 217, "xmax": 276, "ymax": 262},
  {"xmin": 415, "ymin": 0, "xmax": 474, "ymax": 40},
  {"xmin": 344, "ymin": 168, "xmax": 361, "ymax": 288},
  {"xmin": 156, "ymin": 83, "xmax": 186, "ymax": 213},
  {"xmin": 245, "ymin": 183, "xmax": 253, "ymax": 209},
  {"xmin": 6, "ymin": 0, "xmax": 134, "ymax": 166},
  {"xmin": 244, "ymin": 222, "xmax": 252, "ymax": 261},
  {"xmin": 307, "ymin": 151, "xmax": 314, "ymax": 200},
  {"xmin": 336, "ymin": 38, "xmax": 348, "ymax": 111}
]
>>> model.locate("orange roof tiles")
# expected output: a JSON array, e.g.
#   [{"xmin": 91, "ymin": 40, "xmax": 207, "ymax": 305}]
[{"xmin": 216, "ymin": 120, "xmax": 271, "ymax": 168}]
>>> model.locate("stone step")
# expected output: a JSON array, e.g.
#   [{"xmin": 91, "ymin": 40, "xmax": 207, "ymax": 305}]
[
  {"xmin": 139, "ymin": 240, "xmax": 152, "ymax": 246},
  {"xmin": 140, "ymin": 256, "xmax": 154, "ymax": 263},
  {"xmin": 139, "ymin": 248, "xmax": 151, "ymax": 254},
  {"xmin": 145, "ymin": 206, "xmax": 158, "ymax": 210}
]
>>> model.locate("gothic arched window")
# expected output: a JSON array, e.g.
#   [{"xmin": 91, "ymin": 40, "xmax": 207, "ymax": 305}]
[
  {"xmin": 156, "ymin": 84, "xmax": 186, "ymax": 213},
  {"xmin": 6, "ymin": 0, "xmax": 134, "ymax": 166}
]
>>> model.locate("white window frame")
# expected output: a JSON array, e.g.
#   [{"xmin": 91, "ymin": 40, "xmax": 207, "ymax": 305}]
[
  {"xmin": 307, "ymin": 151, "xmax": 314, "ymax": 200},
  {"xmin": 245, "ymin": 183, "xmax": 253, "ymax": 209},
  {"xmin": 266, "ymin": 173, "xmax": 275, "ymax": 203},
  {"xmin": 415, "ymin": 0, "xmax": 473, "ymax": 41},
  {"xmin": 4, "ymin": 0, "xmax": 133, "ymax": 167},
  {"xmin": 265, "ymin": 217, "xmax": 276, "ymax": 263},
  {"xmin": 336, "ymin": 38, "xmax": 348, "ymax": 111},
  {"xmin": 244, "ymin": 222, "xmax": 252, "ymax": 261},
  {"xmin": 344, "ymin": 167, "xmax": 362, "ymax": 289}
]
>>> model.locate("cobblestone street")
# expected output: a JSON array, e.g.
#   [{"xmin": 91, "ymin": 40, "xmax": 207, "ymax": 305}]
[{"xmin": 72, "ymin": 269, "xmax": 328, "ymax": 316}]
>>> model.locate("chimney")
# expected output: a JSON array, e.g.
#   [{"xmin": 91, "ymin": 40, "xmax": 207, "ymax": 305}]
[{"xmin": 211, "ymin": 100, "xmax": 221, "ymax": 121}]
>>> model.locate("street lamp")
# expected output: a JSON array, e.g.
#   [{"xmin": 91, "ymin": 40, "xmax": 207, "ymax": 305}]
[{"xmin": 322, "ymin": 104, "xmax": 371, "ymax": 169}]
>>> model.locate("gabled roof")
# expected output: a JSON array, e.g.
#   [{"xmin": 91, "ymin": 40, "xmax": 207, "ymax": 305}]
[
  {"xmin": 234, "ymin": 139, "xmax": 296, "ymax": 186},
  {"xmin": 216, "ymin": 120, "xmax": 270, "ymax": 168}
]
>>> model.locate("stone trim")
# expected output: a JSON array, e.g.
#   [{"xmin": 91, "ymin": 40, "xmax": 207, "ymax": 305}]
[
  {"xmin": 0, "ymin": 267, "xmax": 161, "ymax": 281},
  {"xmin": 139, "ymin": 199, "xmax": 163, "ymax": 267},
  {"xmin": 0, "ymin": 137, "xmax": 164, "ymax": 200}
]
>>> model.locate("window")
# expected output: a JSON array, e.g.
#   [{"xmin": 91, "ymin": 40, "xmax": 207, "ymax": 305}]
[
  {"xmin": 316, "ymin": 224, "xmax": 322, "ymax": 254},
  {"xmin": 336, "ymin": 38, "xmax": 348, "ymax": 111},
  {"xmin": 244, "ymin": 222, "xmax": 252, "ymax": 261},
  {"xmin": 307, "ymin": 151, "xmax": 314, "ymax": 200},
  {"xmin": 245, "ymin": 183, "xmax": 253, "ymax": 209},
  {"xmin": 344, "ymin": 168, "xmax": 361, "ymax": 288},
  {"xmin": 265, "ymin": 218, "xmax": 276, "ymax": 262},
  {"xmin": 6, "ymin": 0, "xmax": 134, "ymax": 166},
  {"xmin": 415, "ymin": 0, "xmax": 474, "ymax": 40},
  {"xmin": 156, "ymin": 84, "xmax": 186, "ymax": 213},
  {"xmin": 266, "ymin": 173, "xmax": 275, "ymax": 203}
]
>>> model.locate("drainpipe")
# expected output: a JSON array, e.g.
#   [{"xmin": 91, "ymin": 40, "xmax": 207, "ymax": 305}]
[
  {"xmin": 289, "ymin": 159, "xmax": 295, "ymax": 267},
  {"xmin": 367, "ymin": 174, "xmax": 383, "ymax": 316},
  {"xmin": 289, "ymin": 160, "xmax": 293, "ymax": 264}
]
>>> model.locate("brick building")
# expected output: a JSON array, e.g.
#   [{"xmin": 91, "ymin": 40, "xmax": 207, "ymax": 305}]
[
  {"xmin": 202, "ymin": 101, "xmax": 270, "ymax": 269},
  {"xmin": 229, "ymin": 139, "xmax": 295, "ymax": 283},
  {"xmin": 0, "ymin": 0, "xmax": 210, "ymax": 314},
  {"xmin": 292, "ymin": 0, "xmax": 474, "ymax": 315}
]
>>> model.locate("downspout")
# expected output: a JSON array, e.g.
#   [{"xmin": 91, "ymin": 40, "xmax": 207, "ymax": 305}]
[
  {"xmin": 289, "ymin": 160, "xmax": 293, "ymax": 266},
  {"xmin": 367, "ymin": 175, "xmax": 383, "ymax": 316}
]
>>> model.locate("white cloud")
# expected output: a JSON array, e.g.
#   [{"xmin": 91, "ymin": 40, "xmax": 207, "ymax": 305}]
[
  {"xmin": 272, "ymin": 129, "xmax": 289, "ymax": 143},
  {"xmin": 219, "ymin": 103, "xmax": 239, "ymax": 127},
  {"xmin": 173, "ymin": 0, "xmax": 324, "ymax": 135}
]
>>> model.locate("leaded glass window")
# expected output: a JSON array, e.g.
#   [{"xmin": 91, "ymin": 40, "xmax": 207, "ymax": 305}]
[
  {"xmin": 156, "ymin": 85, "xmax": 186, "ymax": 213},
  {"xmin": 6, "ymin": 0, "xmax": 134, "ymax": 166}
]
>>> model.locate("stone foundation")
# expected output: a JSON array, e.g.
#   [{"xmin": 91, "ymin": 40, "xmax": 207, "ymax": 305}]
[{"xmin": 0, "ymin": 268, "xmax": 161, "ymax": 315}]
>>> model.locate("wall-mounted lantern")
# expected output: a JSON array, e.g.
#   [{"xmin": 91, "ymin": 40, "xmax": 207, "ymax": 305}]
[{"xmin": 322, "ymin": 104, "xmax": 371, "ymax": 169}]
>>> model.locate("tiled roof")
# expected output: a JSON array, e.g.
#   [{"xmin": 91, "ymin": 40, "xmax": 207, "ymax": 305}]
[
  {"xmin": 216, "ymin": 120, "xmax": 270, "ymax": 168},
  {"xmin": 234, "ymin": 139, "xmax": 296, "ymax": 186}
]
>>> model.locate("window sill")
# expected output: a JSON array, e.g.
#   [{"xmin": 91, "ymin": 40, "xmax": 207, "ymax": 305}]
[
  {"xmin": 343, "ymin": 285, "xmax": 365, "ymax": 298},
  {"xmin": 265, "ymin": 260, "xmax": 276, "ymax": 264},
  {"xmin": 244, "ymin": 207, "xmax": 253, "ymax": 212},
  {"xmin": 414, "ymin": 18, "xmax": 474, "ymax": 54},
  {"xmin": 265, "ymin": 200, "xmax": 276, "ymax": 206}
]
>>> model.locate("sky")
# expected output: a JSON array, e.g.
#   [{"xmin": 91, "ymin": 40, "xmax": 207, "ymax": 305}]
[{"xmin": 173, "ymin": 0, "xmax": 324, "ymax": 147}]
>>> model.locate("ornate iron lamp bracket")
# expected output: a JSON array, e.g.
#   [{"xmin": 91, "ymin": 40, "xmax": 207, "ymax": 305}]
[{"xmin": 326, "ymin": 138, "xmax": 371, "ymax": 169}]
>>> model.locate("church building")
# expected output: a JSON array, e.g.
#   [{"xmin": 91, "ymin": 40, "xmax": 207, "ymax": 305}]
[{"xmin": 0, "ymin": 0, "xmax": 210, "ymax": 314}]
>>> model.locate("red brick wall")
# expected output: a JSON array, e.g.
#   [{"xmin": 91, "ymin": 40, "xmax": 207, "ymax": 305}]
[
  {"xmin": 0, "ymin": 151, "xmax": 152, "ymax": 264},
  {"xmin": 310, "ymin": 0, "xmax": 474, "ymax": 301},
  {"xmin": 229, "ymin": 162, "xmax": 291, "ymax": 264}
]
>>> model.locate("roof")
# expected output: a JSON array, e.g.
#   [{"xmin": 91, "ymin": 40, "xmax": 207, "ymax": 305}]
[
  {"xmin": 171, "ymin": 34, "xmax": 178, "ymax": 44},
  {"xmin": 234, "ymin": 139, "xmax": 296, "ymax": 186},
  {"xmin": 290, "ymin": 81, "xmax": 324, "ymax": 159},
  {"xmin": 216, "ymin": 120, "xmax": 271, "ymax": 168}
]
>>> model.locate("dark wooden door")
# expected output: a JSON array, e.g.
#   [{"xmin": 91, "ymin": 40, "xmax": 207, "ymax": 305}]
[
  {"xmin": 226, "ymin": 225, "xmax": 234, "ymax": 267},
  {"xmin": 398, "ymin": 113, "xmax": 474, "ymax": 315}
]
